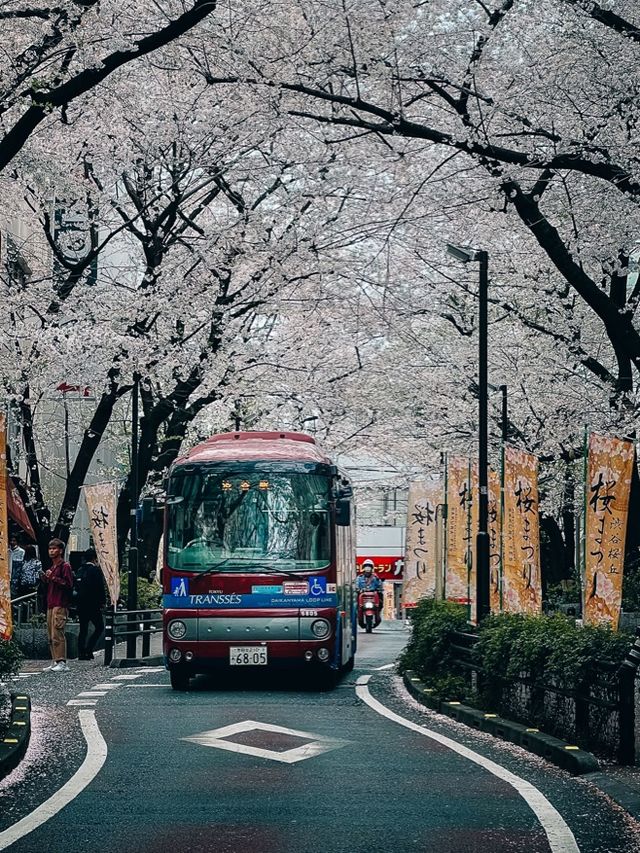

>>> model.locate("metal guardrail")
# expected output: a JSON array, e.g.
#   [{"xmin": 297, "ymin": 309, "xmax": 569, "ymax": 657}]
[
  {"xmin": 448, "ymin": 629, "xmax": 636, "ymax": 764},
  {"xmin": 103, "ymin": 607, "xmax": 162, "ymax": 665},
  {"xmin": 10, "ymin": 591, "xmax": 39, "ymax": 628}
]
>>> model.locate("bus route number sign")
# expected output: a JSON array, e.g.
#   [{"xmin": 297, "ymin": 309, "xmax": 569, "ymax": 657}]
[{"xmin": 229, "ymin": 646, "xmax": 268, "ymax": 666}]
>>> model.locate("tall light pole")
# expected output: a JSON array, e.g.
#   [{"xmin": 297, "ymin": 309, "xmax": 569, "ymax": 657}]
[
  {"xmin": 447, "ymin": 244, "xmax": 490, "ymax": 621},
  {"xmin": 127, "ymin": 372, "xmax": 140, "ymax": 658}
]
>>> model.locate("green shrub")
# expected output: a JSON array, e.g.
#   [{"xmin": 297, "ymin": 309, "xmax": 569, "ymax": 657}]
[
  {"xmin": 476, "ymin": 613, "xmax": 629, "ymax": 687},
  {"xmin": 0, "ymin": 637, "xmax": 23, "ymax": 679},
  {"xmin": 401, "ymin": 604, "xmax": 631, "ymax": 717},
  {"xmin": 398, "ymin": 598, "xmax": 469, "ymax": 688},
  {"xmin": 118, "ymin": 575, "xmax": 162, "ymax": 609}
]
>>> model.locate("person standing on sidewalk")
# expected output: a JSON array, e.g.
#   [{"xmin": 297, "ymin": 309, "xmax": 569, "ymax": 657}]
[
  {"xmin": 15, "ymin": 544, "xmax": 41, "ymax": 620},
  {"xmin": 9, "ymin": 535, "xmax": 25, "ymax": 599},
  {"xmin": 41, "ymin": 538, "xmax": 73, "ymax": 673},
  {"xmin": 75, "ymin": 547, "xmax": 106, "ymax": 660},
  {"xmin": 16, "ymin": 544, "xmax": 41, "ymax": 599}
]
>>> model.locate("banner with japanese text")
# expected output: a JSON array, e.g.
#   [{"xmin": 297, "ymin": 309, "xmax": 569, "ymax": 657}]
[
  {"xmin": 83, "ymin": 482, "xmax": 120, "ymax": 606},
  {"xmin": 446, "ymin": 458, "xmax": 472, "ymax": 607},
  {"xmin": 489, "ymin": 467, "xmax": 502, "ymax": 613},
  {"xmin": 584, "ymin": 433, "xmax": 634, "ymax": 630},
  {"xmin": 503, "ymin": 447, "xmax": 541, "ymax": 614},
  {"xmin": 0, "ymin": 416, "xmax": 11, "ymax": 640},
  {"xmin": 402, "ymin": 482, "xmax": 440, "ymax": 608}
]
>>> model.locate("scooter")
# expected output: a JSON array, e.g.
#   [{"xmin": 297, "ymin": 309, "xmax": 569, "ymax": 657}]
[{"xmin": 358, "ymin": 589, "xmax": 382, "ymax": 633}]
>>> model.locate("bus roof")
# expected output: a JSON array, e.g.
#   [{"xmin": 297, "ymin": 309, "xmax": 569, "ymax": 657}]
[{"xmin": 173, "ymin": 431, "xmax": 333, "ymax": 468}]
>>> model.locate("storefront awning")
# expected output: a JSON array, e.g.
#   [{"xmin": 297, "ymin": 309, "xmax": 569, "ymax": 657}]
[{"xmin": 7, "ymin": 480, "xmax": 36, "ymax": 540}]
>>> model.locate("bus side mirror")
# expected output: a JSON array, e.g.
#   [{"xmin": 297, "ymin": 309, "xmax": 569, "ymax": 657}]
[
  {"xmin": 335, "ymin": 498, "xmax": 351, "ymax": 526},
  {"xmin": 139, "ymin": 496, "xmax": 163, "ymax": 526}
]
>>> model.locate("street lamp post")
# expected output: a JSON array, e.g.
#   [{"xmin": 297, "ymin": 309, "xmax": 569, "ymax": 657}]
[
  {"xmin": 447, "ymin": 244, "xmax": 490, "ymax": 621},
  {"xmin": 127, "ymin": 372, "xmax": 140, "ymax": 658}
]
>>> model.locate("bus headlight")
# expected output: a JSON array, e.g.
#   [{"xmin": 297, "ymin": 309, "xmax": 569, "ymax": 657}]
[
  {"xmin": 168, "ymin": 620, "xmax": 187, "ymax": 640},
  {"xmin": 311, "ymin": 619, "xmax": 331, "ymax": 639}
]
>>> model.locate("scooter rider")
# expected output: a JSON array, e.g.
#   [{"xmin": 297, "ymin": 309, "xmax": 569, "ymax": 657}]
[
  {"xmin": 357, "ymin": 559, "xmax": 383, "ymax": 613},
  {"xmin": 357, "ymin": 559, "xmax": 382, "ymax": 591}
]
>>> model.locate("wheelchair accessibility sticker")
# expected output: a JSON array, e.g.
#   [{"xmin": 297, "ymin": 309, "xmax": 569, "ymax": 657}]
[
  {"xmin": 171, "ymin": 577, "xmax": 189, "ymax": 597},
  {"xmin": 309, "ymin": 577, "xmax": 326, "ymax": 596}
]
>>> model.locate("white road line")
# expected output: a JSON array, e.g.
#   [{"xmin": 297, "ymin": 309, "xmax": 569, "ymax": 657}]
[
  {"xmin": 77, "ymin": 692, "xmax": 108, "ymax": 698},
  {"xmin": 112, "ymin": 674, "xmax": 143, "ymax": 680},
  {"xmin": 92, "ymin": 683, "xmax": 120, "ymax": 690},
  {"xmin": 374, "ymin": 663, "xmax": 395, "ymax": 671},
  {"xmin": 0, "ymin": 710, "xmax": 107, "ymax": 851},
  {"xmin": 135, "ymin": 667, "xmax": 164, "ymax": 673},
  {"xmin": 121, "ymin": 684, "xmax": 166, "ymax": 688},
  {"xmin": 66, "ymin": 700, "xmax": 98, "ymax": 706},
  {"xmin": 182, "ymin": 720, "xmax": 349, "ymax": 764},
  {"xmin": 356, "ymin": 676, "xmax": 579, "ymax": 853}
]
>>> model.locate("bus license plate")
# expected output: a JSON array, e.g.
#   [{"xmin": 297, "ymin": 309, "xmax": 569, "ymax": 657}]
[{"xmin": 229, "ymin": 646, "xmax": 268, "ymax": 666}]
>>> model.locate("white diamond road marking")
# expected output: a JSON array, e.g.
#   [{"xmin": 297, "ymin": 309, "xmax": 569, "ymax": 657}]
[{"xmin": 181, "ymin": 720, "xmax": 350, "ymax": 764}]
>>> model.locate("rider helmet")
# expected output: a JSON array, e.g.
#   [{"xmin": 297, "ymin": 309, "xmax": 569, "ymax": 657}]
[{"xmin": 362, "ymin": 559, "xmax": 374, "ymax": 574}]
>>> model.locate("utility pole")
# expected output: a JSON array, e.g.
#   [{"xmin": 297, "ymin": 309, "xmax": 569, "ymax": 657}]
[
  {"xmin": 127, "ymin": 372, "xmax": 139, "ymax": 658},
  {"xmin": 447, "ymin": 244, "xmax": 490, "ymax": 621}
]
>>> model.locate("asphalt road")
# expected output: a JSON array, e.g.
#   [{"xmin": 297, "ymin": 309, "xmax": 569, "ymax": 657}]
[{"xmin": 1, "ymin": 627, "xmax": 640, "ymax": 853}]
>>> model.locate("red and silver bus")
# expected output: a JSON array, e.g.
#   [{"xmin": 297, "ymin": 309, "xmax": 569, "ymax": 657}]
[{"xmin": 162, "ymin": 431, "xmax": 356, "ymax": 689}]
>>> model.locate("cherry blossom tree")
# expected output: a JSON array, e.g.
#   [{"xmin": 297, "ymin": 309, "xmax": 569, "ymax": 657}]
[{"xmin": 0, "ymin": 0, "xmax": 222, "ymax": 174}]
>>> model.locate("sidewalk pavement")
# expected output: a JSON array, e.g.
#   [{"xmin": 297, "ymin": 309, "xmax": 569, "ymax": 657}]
[{"xmin": 586, "ymin": 764, "xmax": 640, "ymax": 821}]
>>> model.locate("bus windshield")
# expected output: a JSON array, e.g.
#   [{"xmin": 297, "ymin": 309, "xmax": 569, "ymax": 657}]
[{"xmin": 167, "ymin": 471, "xmax": 331, "ymax": 572}]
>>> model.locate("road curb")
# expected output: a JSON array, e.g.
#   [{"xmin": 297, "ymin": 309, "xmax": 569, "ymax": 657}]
[
  {"xmin": 581, "ymin": 772, "xmax": 640, "ymax": 822},
  {"xmin": 403, "ymin": 670, "xmax": 599, "ymax": 776},
  {"xmin": 0, "ymin": 692, "xmax": 31, "ymax": 781},
  {"xmin": 108, "ymin": 655, "xmax": 164, "ymax": 669}
]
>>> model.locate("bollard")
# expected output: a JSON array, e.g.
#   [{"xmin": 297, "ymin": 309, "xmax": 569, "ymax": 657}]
[
  {"xmin": 104, "ymin": 606, "xmax": 115, "ymax": 666},
  {"xmin": 142, "ymin": 612, "xmax": 150, "ymax": 658}
]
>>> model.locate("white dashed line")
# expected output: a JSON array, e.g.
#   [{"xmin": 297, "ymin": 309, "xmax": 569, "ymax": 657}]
[
  {"xmin": 112, "ymin": 673, "xmax": 143, "ymax": 680},
  {"xmin": 66, "ymin": 699, "xmax": 99, "ymax": 707},
  {"xmin": 77, "ymin": 692, "xmax": 108, "ymax": 698},
  {"xmin": 92, "ymin": 683, "xmax": 120, "ymax": 690}
]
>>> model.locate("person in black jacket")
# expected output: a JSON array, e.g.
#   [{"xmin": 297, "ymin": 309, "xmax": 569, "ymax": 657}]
[{"xmin": 75, "ymin": 548, "xmax": 107, "ymax": 660}]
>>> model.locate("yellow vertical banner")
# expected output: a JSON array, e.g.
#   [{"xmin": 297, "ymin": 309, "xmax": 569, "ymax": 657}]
[
  {"xmin": 488, "ymin": 467, "xmax": 502, "ymax": 613},
  {"xmin": 446, "ymin": 457, "xmax": 472, "ymax": 607},
  {"xmin": 83, "ymin": 482, "xmax": 120, "ymax": 606},
  {"xmin": 0, "ymin": 415, "xmax": 12, "ymax": 640},
  {"xmin": 503, "ymin": 447, "xmax": 541, "ymax": 614},
  {"xmin": 403, "ymin": 482, "xmax": 440, "ymax": 609},
  {"xmin": 584, "ymin": 433, "xmax": 634, "ymax": 630}
]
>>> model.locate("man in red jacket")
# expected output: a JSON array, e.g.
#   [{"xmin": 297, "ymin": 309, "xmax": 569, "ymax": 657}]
[{"xmin": 41, "ymin": 538, "xmax": 74, "ymax": 672}]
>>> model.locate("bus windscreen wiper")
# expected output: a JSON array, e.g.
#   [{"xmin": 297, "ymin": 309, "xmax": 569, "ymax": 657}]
[
  {"xmin": 258, "ymin": 567, "xmax": 307, "ymax": 579},
  {"xmin": 197, "ymin": 559, "xmax": 233, "ymax": 578}
]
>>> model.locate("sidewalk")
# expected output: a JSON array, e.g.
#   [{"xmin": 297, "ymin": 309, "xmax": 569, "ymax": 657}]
[{"xmin": 585, "ymin": 765, "xmax": 640, "ymax": 821}]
